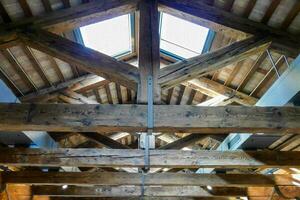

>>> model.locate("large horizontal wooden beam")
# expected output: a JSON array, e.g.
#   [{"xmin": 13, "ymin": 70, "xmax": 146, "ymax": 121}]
[
  {"xmin": 2, "ymin": 172, "xmax": 299, "ymax": 187},
  {"xmin": 32, "ymin": 185, "xmax": 300, "ymax": 198},
  {"xmin": 0, "ymin": 148, "xmax": 300, "ymax": 168},
  {"xmin": 18, "ymin": 29, "xmax": 139, "ymax": 90},
  {"xmin": 159, "ymin": 36, "xmax": 270, "ymax": 89},
  {"xmin": 3, "ymin": 0, "xmax": 139, "ymax": 34},
  {"xmin": 0, "ymin": 103, "xmax": 299, "ymax": 133},
  {"xmin": 158, "ymin": 0, "xmax": 300, "ymax": 58}
]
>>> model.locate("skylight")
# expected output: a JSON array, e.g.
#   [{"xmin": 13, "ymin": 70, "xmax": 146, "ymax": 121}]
[
  {"xmin": 160, "ymin": 13, "xmax": 210, "ymax": 59},
  {"xmin": 80, "ymin": 14, "xmax": 132, "ymax": 57}
]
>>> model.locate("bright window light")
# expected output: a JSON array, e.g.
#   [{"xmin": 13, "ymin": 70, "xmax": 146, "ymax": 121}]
[
  {"xmin": 160, "ymin": 13, "xmax": 209, "ymax": 59},
  {"xmin": 80, "ymin": 14, "xmax": 132, "ymax": 57}
]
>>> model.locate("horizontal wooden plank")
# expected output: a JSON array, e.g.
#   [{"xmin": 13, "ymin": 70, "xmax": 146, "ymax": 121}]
[
  {"xmin": 158, "ymin": 0, "xmax": 300, "ymax": 58},
  {"xmin": 18, "ymin": 29, "xmax": 139, "ymax": 90},
  {"xmin": 0, "ymin": 148, "xmax": 300, "ymax": 168},
  {"xmin": 2, "ymin": 172, "xmax": 299, "ymax": 187},
  {"xmin": 0, "ymin": 103, "xmax": 299, "ymax": 133},
  {"xmin": 32, "ymin": 185, "xmax": 300, "ymax": 198},
  {"xmin": 159, "ymin": 36, "xmax": 270, "ymax": 89}
]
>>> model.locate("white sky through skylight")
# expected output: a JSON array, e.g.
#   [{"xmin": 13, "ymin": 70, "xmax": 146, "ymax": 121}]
[
  {"xmin": 160, "ymin": 13, "xmax": 209, "ymax": 59},
  {"xmin": 80, "ymin": 14, "xmax": 132, "ymax": 57}
]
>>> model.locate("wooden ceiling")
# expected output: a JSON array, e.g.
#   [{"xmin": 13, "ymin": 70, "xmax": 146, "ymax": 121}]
[{"xmin": 0, "ymin": 0, "xmax": 299, "ymax": 199}]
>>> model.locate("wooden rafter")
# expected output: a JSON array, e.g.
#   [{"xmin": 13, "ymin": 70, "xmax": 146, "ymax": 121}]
[
  {"xmin": 18, "ymin": 29, "xmax": 139, "ymax": 90},
  {"xmin": 158, "ymin": 0, "xmax": 300, "ymax": 57},
  {"xmin": 0, "ymin": 103, "xmax": 299, "ymax": 133},
  {"xmin": 159, "ymin": 36, "xmax": 270, "ymax": 89},
  {"xmin": 79, "ymin": 133, "xmax": 130, "ymax": 149}
]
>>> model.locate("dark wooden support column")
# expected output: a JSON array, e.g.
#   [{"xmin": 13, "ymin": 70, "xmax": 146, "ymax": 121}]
[{"xmin": 137, "ymin": 0, "xmax": 161, "ymax": 103}]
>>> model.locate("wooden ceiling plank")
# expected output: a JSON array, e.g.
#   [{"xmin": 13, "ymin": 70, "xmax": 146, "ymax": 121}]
[
  {"xmin": 184, "ymin": 78, "xmax": 258, "ymax": 105},
  {"xmin": 21, "ymin": 45, "xmax": 52, "ymax": 87},
  {"xmin": 126, "ymin": 88, "xmax": 132, "ymax": 103},
  {"xmin": 0, "ymin": 1, "xmax": 11, "ymax": 23},
  {"xmin": 2, "ymin": 171, "xmax": 299, "ymax": 187},
  {"xmin": 115, "ymin": 83, "xmax": 123, "ymax": 104},
  {"xmin": 32, "ymin": 185, "xmax": 300, "ymax": 198},
  {"xmin": 0, "ymin": 103, "xmax": 299, "ymax": 133},
  {"xmin": 0, "ymin": 49, "xmax": 37, "ymax": 91},
  {"xmin": 158, "ymin": 0, "xmax": 300, "ymax": 57},
  {"xmin": 166, "ymin": 88, "xmax": 174, "ymax": 104},
  {"xmin": 18, "ymin": 0, "xmax": 33, "ymax": 17},
  {"xmin": 41, "ymin": 0, "xmax": 53, "ymax": 13},
  {"xmin": 137, "ymin": 0, "xmax": 161, "ymax": 103},
  {"xmin": 186, "ymin": 89, "xmax": 196, "ymax": 105},
  {"xmin": 18, "ymin": 29, "xmax": 139, "ymax": 90},
  {"xmin": 280, "ymin": 1, "xmax": 300, "ymax": 29},
  {"xmin": 224, "ymin": 60, "xmax": 244, "ymax": 87},
  {"xmin": 261, "ymin": 0, "xmax": 281, "ymax": 24},
  {"xmin": 237, "ymin": 51, "xmax": 268, "ymax": 91},
  {"xmin": 79, "ymin": 132, "xmax": 130, "ymax": 149},
  {"xmin": 48, "ymin": 56, "xmax": 65, "ymax": 82},
  {"xmin": 159, "ymin": 36, "xmax": 270, "ymax": 89},
  {"xmin": 93, "ymin": 89, "xmax": 102, "ymax": 104}
]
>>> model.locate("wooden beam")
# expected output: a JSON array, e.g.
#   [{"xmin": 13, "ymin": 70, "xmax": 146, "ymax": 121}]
[
  {"xmin": 2, "ymin": 172, "xmax": 299, "ymax": 187},
  {"xmin": 105, "ymin": 85, "xmax": 113, "ymax": 104},
  {"xmin": 0, "ymin": 148, "xmax": 300, "ymax": 168},
  {"xmin": 32, "ymin": 185, "xmax": 300, "ymax": 198},
  {"xmin": 0, "ymin": 2, "xmax": 11, "ymax": 23},
  {"xmin": 59, "ymin": 91, "xmax": 98, "ymax": 104},
  {"xmin": 19, "ymin": 74, "xmax": 100, "ymax": 102},
  {"xmin": 20, "ymin": 45, "xmax": 52, "ymax": 87},
  {"xmin": 137, "ymin": 0, "xmax": 160, "ymax": 103},
  {"xmin": 158, "ymin": 0, "xmax": 300, "ymax": 57},
  {"xmin": 0, "ymin": 49, "xmax": 37, "ymax": 91},
  {"xmin": 184, "ymin": 78, "xmax": 258, "ymax": 105},
  {"xmin": 62, "ymin": 0, "xmax": 71, "ymax": 8},
  {"xmin": 280, "ymin": 1, "xmax": 300, "ymax": 29},
  {"xmin": 2, "ymin": 0, "xmax": 139, "ymax": 33},
  {"xmin": 18, "ymin": 29, "xmax": 139, "ymax": 90},
  {"xmin": 18, "ymin": 0, "xmax": 33, "ymax": 17},
  {"xmin": 79, "ymin": 133, "xmax": 130, "ymax": 149},
  {"xmin": 41, "ymin": 0, "xmax": 52, "ymax": 13},
  {"xmin": 159, "ymin": 36, "xmax": 270, "ymax": 89},
  {"xmin": 261, "ymin": 0, "xmax": 281, "ymax": 24},
  {"xmin": 158, "ymin": 134, "xmax": 206, "ymax": 149},
  {"xmin": 0, "ymin": 103, "xmax": 299, "ymax": 133},
  {"xmin": 243, "ymin": 0, "xmax": 257, "ymax": 18}
]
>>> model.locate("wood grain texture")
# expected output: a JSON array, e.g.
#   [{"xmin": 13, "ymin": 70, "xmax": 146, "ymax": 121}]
[
  {"xmin": 2, "ymin": 172, "xmax": 299, "ymax": 187},
  {"xmin": 0, "ymin": 103, "xmax": 299, "ymax": 133},
  {"xmin": 1, "ymin": 148, "xmax": 300, "ymax": 168},
  {"xmin": 18, "ymin": 29, "xmax": 139, "ymax": 90},
  {"xmin": 159, "ymin": 36, "xmax": 270, "ymax": 89}
]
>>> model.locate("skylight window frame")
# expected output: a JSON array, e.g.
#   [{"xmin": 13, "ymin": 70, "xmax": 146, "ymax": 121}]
[
  {"xmin": 159, "ymin": 12, "xmax": 216, "ymax": 61},
  {"xmin": 77, "ymin": 13, "xmax": 136, "ymax": 59}
]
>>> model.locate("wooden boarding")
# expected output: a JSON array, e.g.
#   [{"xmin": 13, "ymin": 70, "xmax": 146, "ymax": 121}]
[
  {"xmin": 0, "ymin": 103, "xmax": 299, "ymax": 133},
  {"xmin": 0, "ymin": 148, "xmax": 300, "ymax": 168},
  {"xmin": 2, "ymin": 172, "xmax": 299, "ymax": 187},
  {"xmin": 32, "ymin": 185, "xmax": 300, "ymax": 198}
]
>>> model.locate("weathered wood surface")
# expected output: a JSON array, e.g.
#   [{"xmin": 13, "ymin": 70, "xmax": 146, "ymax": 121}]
[
  {"xmin": 137, "ymin": 0, "xmax": 161, "ymax": 103},
  {"xmin": 158, "ymin": 0, "xmax": 300, "ymax": 57},
  {"xmin": 2, "ymin": 172, "xmax": 298, "ymax": 187},
  {"xmin": 0, "ymin": 148, "xmax": 300, "ymax": 168},
  {"xmin": 32, "ymin": 185, "xmax": 300, "ymax": 198},
  {"xmin": 1, "ymin": 0, "xmax": 139, "ymax": 33},
  {"xmin": 0, "ymin": 103, "xmax": 300, "ymax": 133},
  {"xmin": 18, "ymin": 29, "xmax": 139, "ymax": 90},
  {"xmin": 159, "ymin": 36, "xmax": 270, "ymax": 89}
]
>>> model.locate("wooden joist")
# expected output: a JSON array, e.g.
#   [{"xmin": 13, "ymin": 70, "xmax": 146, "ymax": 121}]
[
  {"xmin": 159, "ymin": 36, "xmax": 270, "ymax": 89},
  {"xmin": 0, "ymin": 148, "xmax": 300, "ymax": 168},
  {"xmin": 2, "ymin": 172, "xmax": 299, "ymax": 187},
  {"xmin": 32, "ymin": 185, "xmax": 300, "ymax": 198},
  {"xmin": 18, "ymin": 29, "xmax": 139, "ymax": 90},
  {"xmin": 158, "ymin": 0, "xmax": 300, "ymax": 58},
  {"xmin": 0, "ymin": 103, "xmax": 299, "ymax": 133}
]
